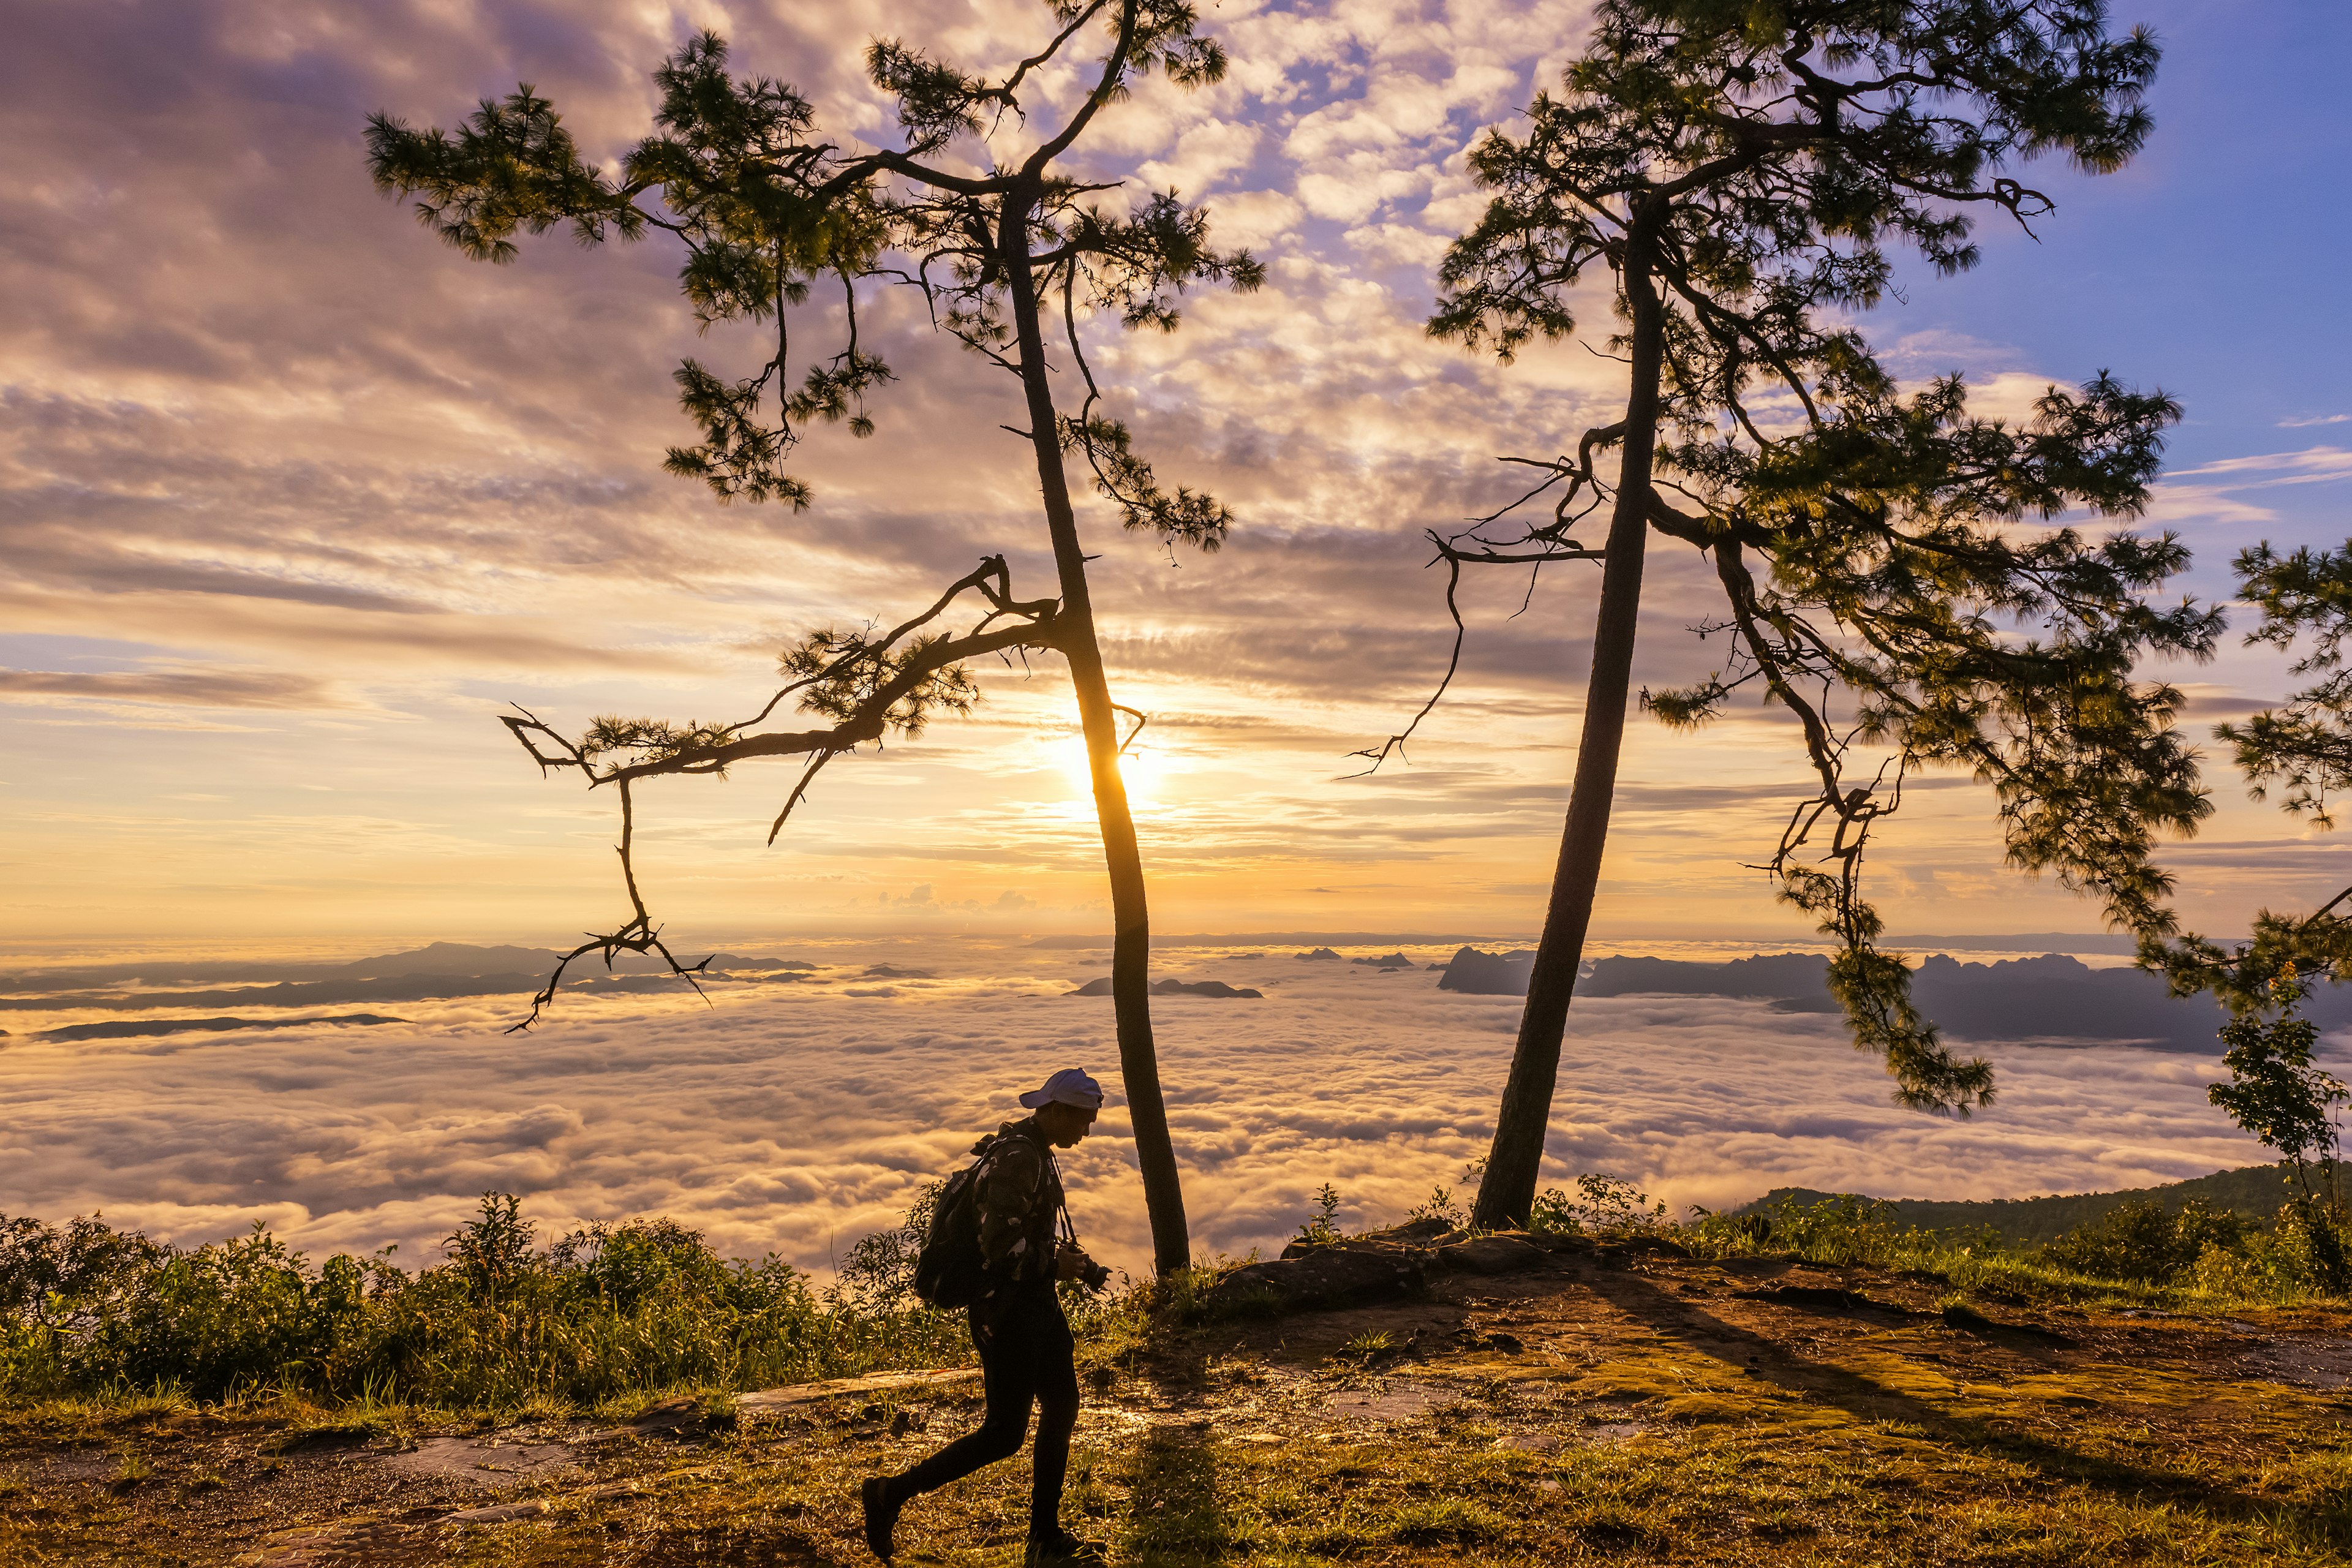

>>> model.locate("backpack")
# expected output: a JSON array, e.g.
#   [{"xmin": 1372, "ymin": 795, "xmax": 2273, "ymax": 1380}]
[{"xmin": 912, "ymin": 1133, "xmax": 1023, "ymax": 1310}]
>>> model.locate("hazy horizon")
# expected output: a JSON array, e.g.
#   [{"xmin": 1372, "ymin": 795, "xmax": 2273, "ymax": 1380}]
[{"xmin": 0, "ymin": 927, "xmax": 2160, "ymax": 976}]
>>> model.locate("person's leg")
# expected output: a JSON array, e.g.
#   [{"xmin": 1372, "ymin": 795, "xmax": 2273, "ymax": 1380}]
[
  {"xmin": 892, "ymin": 1308, "xmax": 1042, "ymax": 1500},
  {"xmin": 1026, "ymin": 1296, "xmax": 1081, "ymax": 1542},
  {"xmin": 865, "ymin": 1307, "xmax": 1043, "ymax": 1561}
]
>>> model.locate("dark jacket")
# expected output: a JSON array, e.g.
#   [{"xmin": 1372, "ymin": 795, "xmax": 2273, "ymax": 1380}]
[{"xmin": 972, "ymin": 1117, "xmax": 1065, "ymax": 1294}]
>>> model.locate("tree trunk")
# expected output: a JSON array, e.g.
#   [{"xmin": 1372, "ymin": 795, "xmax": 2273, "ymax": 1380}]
[
  {"xmin": 1470, "ymin": 217, "xmax": 1668, "ymax": 1231},
  {"xmin": 1000, "ymin": 189, "xmax": 1191, "ymax": 1275}
]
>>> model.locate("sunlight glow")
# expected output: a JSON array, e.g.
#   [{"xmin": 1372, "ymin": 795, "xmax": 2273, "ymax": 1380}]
[{"xmin": 1055, "ymin": 732, "xmax": 1167, "ymax": 807}]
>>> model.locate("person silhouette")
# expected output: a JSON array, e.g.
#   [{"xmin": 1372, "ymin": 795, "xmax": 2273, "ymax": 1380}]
[{"xmin": 861, "ymin": 1068, "xmax": 1109, "ymax": 1566}]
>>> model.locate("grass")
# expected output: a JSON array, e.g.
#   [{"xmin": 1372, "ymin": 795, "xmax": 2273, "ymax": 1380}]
[
  {"xmin": 9, "ymin": 1297, "xmax": 2351, "ymax": 1565},
  {"xmin": 380, "ymin": 1361, "xmax": 2352, "ymax": 1567}
]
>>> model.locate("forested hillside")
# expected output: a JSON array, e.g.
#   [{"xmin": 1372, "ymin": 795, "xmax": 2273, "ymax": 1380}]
[{"xmin": 1736, "ymin": 1164, "xmax": 2314, "ymax": 1244}]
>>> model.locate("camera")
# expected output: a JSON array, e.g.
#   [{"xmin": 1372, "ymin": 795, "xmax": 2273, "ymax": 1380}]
[{"xmin": 1076, "ymin": 1258, "xmax": 1112, "ymax": 1293}]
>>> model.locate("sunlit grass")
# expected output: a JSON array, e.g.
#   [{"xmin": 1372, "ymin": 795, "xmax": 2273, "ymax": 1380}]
[{"xmin": 407, "ymin": 1386, "xmax": 2352, "ymax": 1568}]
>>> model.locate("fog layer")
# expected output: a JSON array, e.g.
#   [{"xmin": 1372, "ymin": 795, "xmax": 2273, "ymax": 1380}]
[{"xmin": 0, "ymin": 940, "xmax": 2274, "ymax": 1278}]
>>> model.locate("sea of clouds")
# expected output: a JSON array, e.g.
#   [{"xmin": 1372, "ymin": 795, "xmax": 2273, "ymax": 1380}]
[{"xmin": 0, "ymin": 938, "xmax": 2293, "ymax": 1283}]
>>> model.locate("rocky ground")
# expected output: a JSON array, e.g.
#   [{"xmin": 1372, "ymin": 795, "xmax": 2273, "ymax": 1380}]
[{"xmin": 7, "ymin": 1236, "xmax": 2351, "ymax": 1566}]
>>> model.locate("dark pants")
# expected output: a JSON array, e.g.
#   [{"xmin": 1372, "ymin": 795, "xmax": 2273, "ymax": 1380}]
[{"xmin": 890, "ymin": 1283, "xmax": 1079, "ymax": 1537}]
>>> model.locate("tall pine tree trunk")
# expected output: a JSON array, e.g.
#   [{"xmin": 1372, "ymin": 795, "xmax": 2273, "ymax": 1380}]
[
  {"xmin": 1001, "ymin": 189, "xmax": 1191, "ymax": 1274},
  {"xmin": 1471, "ymin": 217, "xmax": 1667, "ymax": 1231}
]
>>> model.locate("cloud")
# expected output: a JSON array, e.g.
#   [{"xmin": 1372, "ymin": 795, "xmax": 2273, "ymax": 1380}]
[
  {"xmin": 2165, "ymin": 447, "xmax": 2352, "ymax": 483},
  {"xmin": 0, "ymin": 940, "xmax": 2278, "ymax": 1278},
  {"xmin": 0, "ymin": 666, "xmax": 343, "ymax": 709},
  {"xmin": 1199, "ymin": 188, "xmax": 1303, "ymax": 250},
  {"xmin": 1136, "ymin": 118, "xmax": 1263, "ymax": 194},
  {"xmin": 2279, "ymin": 415, "xmax": 2351, "ymax": 428},
  {"xmin": 1340, "ymin": 221, "xmax": 1454, "ymax": 269},
  {"xmin": 2141, "ymin": 446, "xmax": 2352, "ymax": 529}
]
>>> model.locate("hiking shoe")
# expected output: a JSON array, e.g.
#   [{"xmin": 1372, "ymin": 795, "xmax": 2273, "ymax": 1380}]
[
  {"xmin": 861, "ymin": 1476, "xmax": 902, "ymax": 1562},
  {"xmin": 1023, "ymin": 1528, "xmax": 1107, "ymax": 1566}
]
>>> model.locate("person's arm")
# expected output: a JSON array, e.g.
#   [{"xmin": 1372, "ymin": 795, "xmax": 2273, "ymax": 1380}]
[{"xmin": 974, "ymin": 1139, "xmax": 1046, "ymax": 1272}]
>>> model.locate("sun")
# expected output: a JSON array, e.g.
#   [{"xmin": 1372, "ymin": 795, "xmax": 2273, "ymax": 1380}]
[{"xmin": 1055, "ymin": 733, "xmax": 1166, "ymax": 805}]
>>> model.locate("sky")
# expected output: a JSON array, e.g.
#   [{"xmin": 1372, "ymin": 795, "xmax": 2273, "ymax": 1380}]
[{"xmin": 7, "ymin": 0, "xmax": 2352, "ymax": 956}]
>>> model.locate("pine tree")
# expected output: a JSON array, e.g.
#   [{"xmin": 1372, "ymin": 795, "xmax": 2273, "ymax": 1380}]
[
  {"xmin": 1363, "ymin": 0, "xmax": 2214, "ymax": 1227},
  {"xmin": 367, "ymin": 5, "xmax": 1258, "ymax": 1275},
  {"xmin": 2149, "ymin": 541, "xmax": 2352, "ymax": 1012}
]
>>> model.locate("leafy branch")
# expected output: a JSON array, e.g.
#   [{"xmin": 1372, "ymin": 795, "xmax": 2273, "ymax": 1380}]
[{"xmin": 2145, "ymin": 541, "xmax": 2352, "ymax": 1012}]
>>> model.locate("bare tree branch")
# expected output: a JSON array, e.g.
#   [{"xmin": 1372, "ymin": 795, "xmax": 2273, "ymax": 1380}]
[
  {"xmin": 1347, "ymin": 546, "xmax": 1468, "ymax": 777},
  {"xmin": 499, "ymin": 559, "xmax": 1065, "ymax": 1028},
  {"xmin": 1110, "ymin": 702, "xmax": 1147, "ymax": 758},
  {"xmin": 505, "ymin": 778, "xmax": 715, "ymax": 1033}
]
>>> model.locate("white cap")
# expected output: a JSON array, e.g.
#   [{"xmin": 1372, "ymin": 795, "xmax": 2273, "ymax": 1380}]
[{"xmin": 1019, "ymin": 1066, "xmax": 1104, "ymax": 1111}]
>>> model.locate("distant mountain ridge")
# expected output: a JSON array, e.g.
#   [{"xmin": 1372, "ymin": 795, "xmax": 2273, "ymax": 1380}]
[
  {"xmin": 0, "ymin": 942, "xmax": 818, "ymax": 1012},
  {"xmin": 15, "ymin": 940, "xmax": 2326, "ymax": 1050},
  {"xmin": 1026, "ymin": 930, "xmax": 2147, "ymax": 953},
  {"xmin": 1028, "ymin": 932, "xmax": 1487, "ymax": 949},
  {"xmin": 1435, "ymin": 947, "xmax": 2352, "ymax": 1048},
  {"xmin": 339, "ymin": 941, "xmax": 813, "ymax": 978},
  {"xmin": 1732, "ymin": 1163, "xmax": 2316, "ymax": 1245}
]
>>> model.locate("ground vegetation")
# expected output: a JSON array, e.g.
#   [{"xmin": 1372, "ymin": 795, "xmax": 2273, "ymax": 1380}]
[
  {"xmin": 10, "ymin": 1178, "xmax": 2351, "ymax": 1411},
  {"xmin": 9, "ymin": 1182, "xmax": 2352, "ymax": 1565},
  {"xmin": 0, "ymin": 1195, "xmax": 964, "ymax": 1412},
  {"xmin": 1746, "ymin": 1159, "xmax": 2319, "ymax": 1245}
]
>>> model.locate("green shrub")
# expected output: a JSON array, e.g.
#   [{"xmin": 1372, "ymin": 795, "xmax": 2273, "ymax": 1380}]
[
  {"xmin": 834, "ymin": 1182, "xmax": 940, "ymax": 1309},
  {"xmin": 2040, "ymin": 1199, "xmax": 2248, "ymax": 1284},
  {"xmin": 0, "ymin": 1193, "xmax": 967, "ymax": 1409},
  {"xmin": 2269, "ymin": 1197, "xmax": 2352, "ymax": 1295},
  {"xmin": 1408, "ymin": 1182, "xmax": 1464, "ymax": 1227},
  {"xmin": 1676, "ymin": 1186, "xmax": 2352, "ymax": 1306},
  {"xmin": 1684, "ymin": 1193, "xmax": 1958, "ymax": 1268},
  {"xmin": 1529, "ymin": 1174, "xmax": 1668, "ymax": 1237},
  {"xmin": 1292, "ymin": 1183, "xmax": 1346, "ymax": 1247}
]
